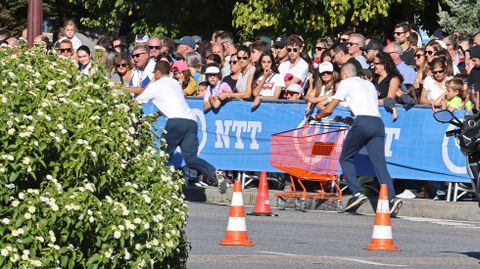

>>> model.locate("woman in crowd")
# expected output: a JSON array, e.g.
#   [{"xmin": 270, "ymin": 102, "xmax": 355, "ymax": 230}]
[
  {"xmin": 251, "ymin": 51, "xmax": 285, "ymax": 108},
  {"xmin": 203, "ymin": 64, "xmax": 233, "ymax": 111},
  {"xmin": 420, "ymin": 58, "xmax": 450, "ymax": 105},
  {"xmin": 424, "ymin": 41, "xmax": 443, "ymax": 64},
  {"xmin": 312, "ymin": 37, "xmax": 332, "ymax": 69},
  {"xmin": 372, "ymin": 52, "xmax": 404, "ymax": 121},
  {"xmin": 111, "ymin": 53, "xmax": 133, "ymax": 86},
  {"xmin": 63, "ymin": 20, "xmax": 82, "ymax": 50},
  {"xmin": 186, "ymin": 52, "xmax": 203, "ymax": 82},
  {"xmin": 305, "ymin": 61, "xmax": 338, "ymax": 113},
  {"xmin": 77, "ymin": 45, "xmax": 96, "ymax": 75},
  {"xmin": 172, "ymin": 60, "xmax": 198, "ymax": 96},
  {"xmin": 222, "ymin": 53, "xmax": 240, "ymax": 90},
  {"xmin": 413, "ymin": 48, "xmax": 428, "ymax": 91},
  {"xmin": 219, "ymin": 45, "xmax": 255, "ymax": 100}
]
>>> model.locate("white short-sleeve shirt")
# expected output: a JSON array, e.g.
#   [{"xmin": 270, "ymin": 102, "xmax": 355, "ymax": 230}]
[
  {"xmin": 278, "ymin": 58, "xmax": 309, "ymax": 85},
  {"xmin": 257, "ymin": 73, "xmax": 285, "ymax": 97},
  {"xmin": 423, "ymin": 76, "xmax": 448, "ymax": 102},
  {"xmin": 136, "ymin": 76, "xmax": 195, "ymax": 121},
  {"xmin": 332, "ymin": 76, "xmax": 380, "ymax": 117}
]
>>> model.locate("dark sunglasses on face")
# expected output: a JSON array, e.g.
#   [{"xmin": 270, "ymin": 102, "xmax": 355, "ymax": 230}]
[
  {"xmin": 373, "ymin": 62, "xmax": 382, "ymax": 65},
  {"xmin": 346, "ymin": 42, "xmax": 359, "ymax": 46},
  {"xmin": 60, "ymin": 48, "xmax": 72, "ymax": 53},
  {"xmin": 149, "ymin": 46, "xmax": 161, "ymax": 50},
  {"xmin": 320, "ymin": 71, "xmax": 333, "ymax": 76},
  {"xmin": 394, "ymin": 31, "xmax": 405, "ymax": 36},
  {"xmin": 238, "ymin": 56, "xmax": 249, "ymax": 60},
  {"xmin": 132, "ymin": 52, "xmax": 146, "ymax": 58},
  {"xmin": 315, "ymin": 47, "xmax": 326, "ymax": 51},
  {"xmin": 340, "ymin": 38, "xmax": 348, "ymax": 43},
  {"xmin": 432, "ymin": 69, "xmax": 444, "ymax": 75},
  {"xmin": 116, "ymin": 63, "xmax": 127, "ymax": 68},
  {"xmin": 415, "ymin": 54, "xmax": 424, "ymax": 59},
  {"xmin": 425, "ymin": 50, "xmax": 435, "ymax": 56},
  {"xmin": 230, "ymin": 60, "xmax": 238, "ymax": 65},
  {"xmin": 287, "ymin": 48, "xmax": 298, "ymax": 53}
]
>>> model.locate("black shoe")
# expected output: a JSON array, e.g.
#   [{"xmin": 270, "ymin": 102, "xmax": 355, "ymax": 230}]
[
  {"xmin": 389, "ymin": 198, "xmax": 403, "ymax": 218},
  {"xmin": 342, "ymin": 193, "xmax": 367, "ymax": 212}
]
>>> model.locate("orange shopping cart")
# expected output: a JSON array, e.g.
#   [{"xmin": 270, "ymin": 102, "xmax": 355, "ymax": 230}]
[{"xmin": 270, "ymin": 122, "xmax": 348, "ymax": 211}]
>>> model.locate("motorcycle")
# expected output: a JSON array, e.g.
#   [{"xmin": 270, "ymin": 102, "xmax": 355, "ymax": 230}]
[{"xmin": 433, "ymin": 110, "xmax": 480, "ymax": 207}]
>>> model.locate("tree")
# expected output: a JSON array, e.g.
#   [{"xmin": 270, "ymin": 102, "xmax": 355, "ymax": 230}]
[
  {"xmin": 438, "ymin": 0, "xmax": 480, "ymax": 35},
  {"xmin": 232, "ymin": 0, "xmax": 395, "ymax": 41}
]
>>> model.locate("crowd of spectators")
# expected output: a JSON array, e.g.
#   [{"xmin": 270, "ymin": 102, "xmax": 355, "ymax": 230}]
[{"xmin": 2, "ymin": 19, "xmax": 480, "ymax": 199}]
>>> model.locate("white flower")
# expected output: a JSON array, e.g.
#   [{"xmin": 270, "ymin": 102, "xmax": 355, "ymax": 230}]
[
  {"xmin": 104, "ymin": 249, "xmax": 112, "ymax": 259},
  {"xmin": 36, "ymin": 236, "xmax": 44, "ymax": 243},
  {"xmin": 1, "ymin": 248, "xmax": 8, "ymax": 257},
  {"xmin": 151, "ymin": 239, "xmax": 159, "ymax": 246},
  {"xmin": 144, "ymin": 223, "xmax": 150, "ymax": 230},
  {"xmin": 90, "ymin": 151, "xmax": 97, "ymax": 158},
  {"xmin": 22, "ymin": 157, "xmax": 31, "ymax": 165},
  {"xmin": 5, "ymin": 183, "xmax": 15, "ymax": 189},
  {"xmin": 2, "ymin": 218, "xmax": 10, "ymax": 225},
  {"xmin": 128, "ymin": 127, "xmax": 135, "ymax": 134},
  {"xmin": 49, "ymin": 230, "xmax": 56, "ymax": 242},
  {"xmin": 145, "ymin": 242, "xmax": 151, "ymax": 249},
  {"xmin": 7, "ymin": 128, "xmax": 15, "ymax": 135},
  {"xmin": 46, "ymin": 174, "xmax": 53, "ymax": 180},
  {"xmin": 113, "ymin": 231, "xmax": 121, "ymax": 239},
  {"xmin": 18, "ymin": 192, "xmax": 25, "ymax": 200},
  {"xmin": 118, "ymin": 225, "xmax": 125, "ymax": 231},
  {"xmin": 133, "ymin": 218, "xmax": 142, "ymax": 224},
  {"xmin": 19, "ymin": 132, "xmax": 32, "ymax": 138},
  {"xmin": 85, "ymin": 183, "xmax": 95, "ymax": 192},
  {"xmin": 30, "ymin": 260, "xmax": 42, "ymax": 267},
  {"xmin": 45, "ymin": 115, "xmax": 51, "ymax": 121},
  {"xmin": 0, "ymin": 168, "xmax": 5, "ymax": 174},
  {"xmin": 89, "ymin": 216, "xmax": 95, "ymax": 223},
  {"xmin": 51, "ymin": 203, "xmax": 59, "ymax": 211},
  {"xmin": 10, "ymin": 253, "xmax": 19, "ymax": 262},
  {"xmin": 142, "ymin": 194, "xmax": 151, "ymax": 204},
  {"xmin": 28, "ymin": 206, "xmax": 36, "ymax": 214},
  {"xmin": 57, "ymin": 123, "xmax": 64, "ymax": 130},
  {"xmin": 124, "ymin": 249, "xmax": 131, "ymax": 260},
  {"xmin": 135, "ymin": 244, "xmax": 141, "ymax": 250},
  {"xmin": 6, "ymin": 120, "xmax": 13, "ymax": 127},
  {"xmin": 24, "ymin": 213, "xmax": 32, "ymax": 219},
  {"xmin": 12, "ymin": 200, "xmax": 19, "ymax": 207}
]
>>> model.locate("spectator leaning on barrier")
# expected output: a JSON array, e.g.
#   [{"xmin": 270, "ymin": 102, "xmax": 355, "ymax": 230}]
[
  {"xmin": 203, "ymin": 64, "xmax": 233, "ymax": 112},
  {"xmin": 305, "ymin": 61, "xmax": 339, "ymax": 113},
  {"xmin": 279, "ymin": 35, "xmax": 309, "ymax": 88},
  {"xmin": 420, "ymin": 58, "xmax": 450, "ymax": 105},
  {"xmin": 251, "ymin": 51, "xmax": 285, "ymax": 109},
  {"xmin": 226, "ymin": 45, "xmax": 255, "ymax": 98},
  {"xmin": 311, "ymin": 63, "xmax": 402, "ymax": 215},
  {"xmin": 127, "ymin": 45, "xmax": 156, "ymax": 95},
  {"xmin": 222, "ymin": 53, "xmax": 240, "ymax": 90},
  {"xmin": 135, "ymin": 61, "xmax": 227, "ymax": 193},
  {"xmin": 432, "ymin": 78, "xmax": 464, "ymax": 112},
  {"xmin": 283, "ymin": 83, "xmax": 303, "ymax": 100}
]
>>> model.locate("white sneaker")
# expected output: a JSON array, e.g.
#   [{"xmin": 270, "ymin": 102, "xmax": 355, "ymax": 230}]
[{"xmin": 396, "ymin": 189, "xmax": 416, "ymax": 199}]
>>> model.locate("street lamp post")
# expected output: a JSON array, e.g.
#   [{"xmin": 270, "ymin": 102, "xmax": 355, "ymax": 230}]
[{"xmin": 27, "ymin": 0, "xmax": 43, "ymax": 48}]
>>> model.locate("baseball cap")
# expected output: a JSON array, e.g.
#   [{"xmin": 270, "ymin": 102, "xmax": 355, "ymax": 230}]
[
  {"xmin": 361, "ymin": 40, "xmax": 383, "ymax": 51},
  {"xmin": 286, "ymin": 83, "xmax": 303, "ymax": 94},
  {"xmin": 135, "ymin": 34, "xmax": 149, "ymax": 43},
  {"xmin": 273, "ymin": 35, "xmax": 287, "ymax": 48},
  {"xmin": 172, "ymin": 60, "xmax": 189, "ymax": 72},
  {"xmin": 204, "ymin": 66, "xmax": 221, "ymax": 75},
  {"xmin": 468, "ymin": 45, "xmax": 480, "ymax": 59},
  {"xmin": 175, "ymin": 36, "xmax": 195, "ymax": 49},
  {"xmin": 192, "ymin": 35, "xmax": 202, "ymax": 45},
  {"xmin": 318, "ymin": 62, "xmax": 334, "ymax": 73}
]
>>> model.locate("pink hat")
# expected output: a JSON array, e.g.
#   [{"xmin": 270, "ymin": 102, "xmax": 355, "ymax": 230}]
[{"xmin": 172, "ymin": 60, "xmax": 189, "ymax": 71}]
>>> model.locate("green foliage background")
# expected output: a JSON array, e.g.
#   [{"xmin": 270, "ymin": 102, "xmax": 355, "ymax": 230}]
[{"xmin": 0, "ymin": 43, "xmax": 189, "ymax": 268}]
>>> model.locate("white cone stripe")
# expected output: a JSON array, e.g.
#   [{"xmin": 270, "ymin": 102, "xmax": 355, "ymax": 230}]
[
  {"xmin": 372, "ymin": 225, "xmax": 393, "ymax": 239},
  {"xmin": 376, "ymin": 199, "xmax": 390, "ymax": 214},
  {"xmin": 231, "ymin": 192, "xmax": 244, "ymax": 206},
  {"xmin": 265, "ymin": 199, "xmax": 270, "ymax": 205},
  {"xmin": 227, "ymin": 217, "xmax": 247, "ymax": 231}
]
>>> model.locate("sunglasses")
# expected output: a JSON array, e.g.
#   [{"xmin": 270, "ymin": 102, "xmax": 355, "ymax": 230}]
[
  {"xmin": 346, "ymin": 42, "xmax": 359, "ymax": 46},
  {"xmin": 373, "ymin": 62, "xmax": 382, "ymax": 65},
  {"xmin": 238, "ymin": 56, "xmax": 249, "ymax": 60},
  {"xmin": 415, "ymin": 54, "xmax": 424, "ymax": 59},
  {"xmin": 287, "ymin": 48, "xmax": 299, "ymax": 53},
  {"xmin": 149, "ymin": 45, "xmax": 161, "ymax": 50},
  {"xmin": 340, "ymin": 38, "xmax": 349, "ymax": 43},
  {"xmin": 132, "ymin": 52, "xmax": 146, "ymax": 58},
  {"xmin": 116, "ymin": 63, "xmax": 127, "ymax": 68},
  {"xmin": 320, "ymin": 71, "xmax": 333, "ymax": 76},
  {"xmin": 230, "ymin": 60, "xmax": 238, "ymax": 65},
  {"xmin": 393, "ymin": 31, "xmax": 406, "ymax": 36},
  {"xmin": 425, "ymin": 50, "xmax": 435, "ymax": 55},
  {"xmin": 432, "ymin": 69, "xmax": 444, "ymax": 75},
  {"xmin": 60, "ymin": 48, "xmax": 72, "ymax": 53},
  {"xmin": 315, "ymin": 47, "xmax": 326, "ymax": 51}
]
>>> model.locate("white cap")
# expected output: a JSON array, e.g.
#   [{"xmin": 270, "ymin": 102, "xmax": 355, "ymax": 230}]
[
  {"xmin": 318, "ymin": 61, "xmax": 334, "ymax": 73},
  {"xmin": 204, "ymin": 66, "xmax": 221, "ymax": 75},
  {"xmin": 286, "ymin": 83, "xmax": 303, "ymax": 94}
]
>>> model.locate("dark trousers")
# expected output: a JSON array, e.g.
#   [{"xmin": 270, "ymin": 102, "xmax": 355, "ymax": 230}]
[
  {"xmin": 339, "ymin": 116, "xmax": 396, "ymax": 201},
  {"xmin": 164, "ymin": 118, "xmax": 216, "ymax": 182}
]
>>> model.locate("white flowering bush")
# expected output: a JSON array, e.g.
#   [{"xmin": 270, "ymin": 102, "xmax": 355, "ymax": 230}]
[{"xmin": 0, "ymin": 43, "xmax": 188, "ymax": 268}]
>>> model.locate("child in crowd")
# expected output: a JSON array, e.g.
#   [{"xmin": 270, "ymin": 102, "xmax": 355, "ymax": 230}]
[
  {"xmin": 62, "ymin": 20, "xmax": 82, "ymax": 50},
  {"xmin": 196, "ymin": 77, "xmax": 208, "ymax": 97},
  {"xmin": 172, "ymin": 60, "xmax": 198, "ymax": 96},
  {"xmin": 432, "ymin": 78, "xmax": 463, "ymax": 112},
  {"xmin": 203, "ymin": 65, "xmax": 232, "ymax": 111}
]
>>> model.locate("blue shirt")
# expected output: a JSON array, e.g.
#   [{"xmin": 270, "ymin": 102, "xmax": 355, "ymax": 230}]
[{"xmin": 396, "ymin": 61, "xmax": 416, "ymax": 85}]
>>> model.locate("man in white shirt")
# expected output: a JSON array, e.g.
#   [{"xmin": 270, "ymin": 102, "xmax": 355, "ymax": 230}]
[
  {"xmin": 127, "ymin": 45, "xmax": 156, "ymax": 95},
  {"xmin": 136, "ymin": 61, "xmax": 226, "ymax": 193},
  {"xmin": 312, "ymin": 63, "xmax": 402, "ymax": 216},
  {"xmin": 278, "ymin": 35, "xmax": 309, "ymax": 88}
]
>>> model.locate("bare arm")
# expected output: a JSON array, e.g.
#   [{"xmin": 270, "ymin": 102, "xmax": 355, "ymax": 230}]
[{"xmin": 312, "ymin": 99, "xmax": 341, "ymax": 120}]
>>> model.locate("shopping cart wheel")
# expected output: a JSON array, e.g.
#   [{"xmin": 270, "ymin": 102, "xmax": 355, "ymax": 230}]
[
  {"xmin": 336, "ymin": 200, "xmax": 343, "ymax": 213},
  {"xmin": 277, "ymin": 197, "xmax": 286, "ymax": 210},
  {"xmin": 295, "ymin": 199, "xmax": 306, "ymax": 212}
]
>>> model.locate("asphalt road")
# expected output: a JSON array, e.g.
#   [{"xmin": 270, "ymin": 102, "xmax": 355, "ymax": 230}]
[{"xmin": 185, "ymin": 202, "xmax": 480, "ymax": 269}]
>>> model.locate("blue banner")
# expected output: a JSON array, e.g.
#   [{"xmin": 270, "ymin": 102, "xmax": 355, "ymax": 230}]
[{"xmin": 143, "ymin": 98, "xmax": 469, "ymax": 183}]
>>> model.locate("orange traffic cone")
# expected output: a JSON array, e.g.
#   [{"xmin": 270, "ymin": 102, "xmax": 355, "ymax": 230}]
[
  {"xmin": 248, "ymin": 171, "xmax": 278, "ymax": 216},
  {"xmin": 220, "ymin": 180, "xmax": 254, "ymax": 246},
  {"xmin": 364, "ymin": 184, "xmax": 400, "ymax": 251}
]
